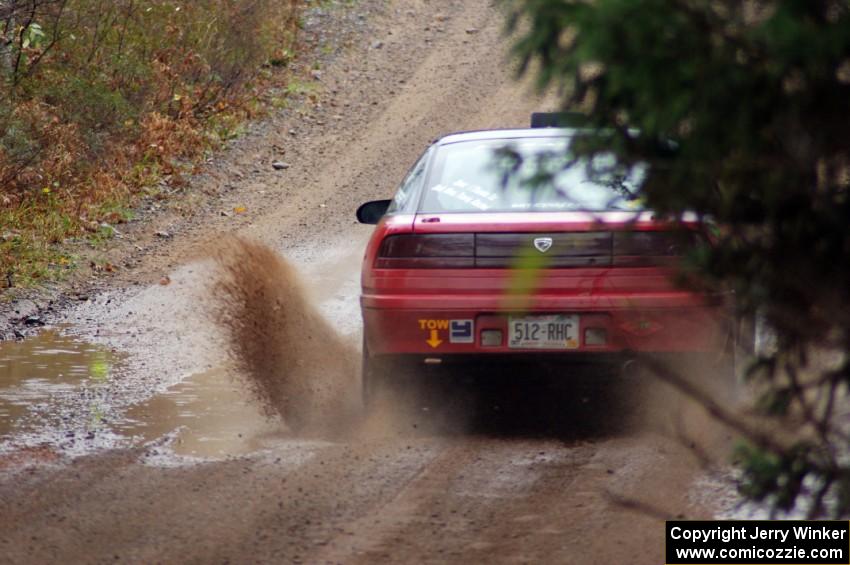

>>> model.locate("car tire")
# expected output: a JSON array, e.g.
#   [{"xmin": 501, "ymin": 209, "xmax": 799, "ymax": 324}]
[
  {"xmin": 736, "ymin": 313, "xmax": 757, "ymax": 357},
  {"xmin": 361, "ymin": 340, "xmax": 376, "ymax": 409},
  {"xmin": 361, "ymin": 340, "xmax": 399, "ymax": 409},
  {"xmin": 675, "ymin": 347, "xmax": 737, "ymax": 405},
  {"xmin": 362, "ymin": 343, "xmax": 430, "ymax": 414}
]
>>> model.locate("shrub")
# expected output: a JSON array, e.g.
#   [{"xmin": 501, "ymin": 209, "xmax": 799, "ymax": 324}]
[
  {"xmin": 506, "ymin": 0, "xmax": 850, "ymax": 517},
  {"xmin": 0, "ymin": 0, "xmax": 301, "ymax": 284}
]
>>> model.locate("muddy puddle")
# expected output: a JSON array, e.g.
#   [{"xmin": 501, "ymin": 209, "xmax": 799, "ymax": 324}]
[
  {"xmin": 0, "ymin": 329, "xmax": 279, "ymax": 461},
  {"xmin": 0, "ymin": 330, "xmax": 117, "ymax": 438},
  {"xmin": 120, "ymin": 367, "xmax": 281, "ymax": 457},
  {"xmin": 0, "ymin": 233, "xmax": 370, "ymax": 464}
]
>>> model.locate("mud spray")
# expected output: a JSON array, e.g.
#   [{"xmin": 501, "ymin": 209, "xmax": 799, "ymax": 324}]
[
  {"xmin": 207, "ymin": 236, "xmax": 740, "ymax": 456},
  {"xmin": 209, "ymin": 237, "xmax": 361, "ymax": 436}
]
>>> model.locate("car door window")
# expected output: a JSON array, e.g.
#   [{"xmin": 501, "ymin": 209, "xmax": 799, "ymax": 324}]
[{"xmin": 387, "ymin": 148, "xmax": 431, "ymax": 214}]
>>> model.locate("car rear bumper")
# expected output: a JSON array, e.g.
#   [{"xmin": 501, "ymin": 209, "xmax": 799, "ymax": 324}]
[{"xmin": 361, "ymin": 293, "xmax": 729, "ymax": 356}]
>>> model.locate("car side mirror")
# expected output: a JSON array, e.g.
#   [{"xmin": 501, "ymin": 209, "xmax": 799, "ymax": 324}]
[{"xmin": 356, "ymin": 199, "xmax": 391, "ymax": 224}]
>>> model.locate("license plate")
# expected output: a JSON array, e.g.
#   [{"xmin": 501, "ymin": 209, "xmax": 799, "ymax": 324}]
[{"xmin": 508, "ymin": 315, "xmax": 580, "ymax": 349}]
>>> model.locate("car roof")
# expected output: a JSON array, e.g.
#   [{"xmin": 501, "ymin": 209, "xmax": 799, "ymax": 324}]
[{"xmin": 434, "ymin": 128, "xmax": 581, "ymax": 147}]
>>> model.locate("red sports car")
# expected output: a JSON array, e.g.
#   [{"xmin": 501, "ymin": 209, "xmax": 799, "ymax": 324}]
[{"xmin": 357, "ymin": 118, "xmax": 731, "ymax": 401}]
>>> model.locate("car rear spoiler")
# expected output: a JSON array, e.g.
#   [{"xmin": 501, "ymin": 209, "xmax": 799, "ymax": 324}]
[{"xmin": 530, "ymin": 112, "xmax": 588, "ymax": 128}]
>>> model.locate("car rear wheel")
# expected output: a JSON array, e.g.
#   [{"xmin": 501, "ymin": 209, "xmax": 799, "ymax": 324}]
[
  {"xmin": 361, "ymin": 340, "xmax": 404, "ymax": 409},
  {"xmin": 361, "ymin": 351, "xmax": 379, "ymax": 409},
  {"xmin": 362, "ymin": 342, "xmax": 437, "ymax": 413}
]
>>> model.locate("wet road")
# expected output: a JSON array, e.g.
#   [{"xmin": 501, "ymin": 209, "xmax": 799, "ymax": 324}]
[
  {"xmin": 0, "ymin": 1, "xmax": 730, "ymax": 562},
  {"xmin": 0, "ymin": 371, "xmax": 720, "ymax": 564},
  {"xmin": 0, "ymin": 232, "xmax": 367, "ymax": 460}
]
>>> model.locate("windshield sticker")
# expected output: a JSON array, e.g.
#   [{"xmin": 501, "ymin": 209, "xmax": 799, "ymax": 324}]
[
  {"xmin": 510, "ymin": 201, "xmax": 574, "ymax": 210},
  {"xmin": 459, "ymin": 182, "xmax": 499, "ymax": 202},
  {"xmin": 431, "ymin": 182, "xmax": 493, "ymax": 211}
]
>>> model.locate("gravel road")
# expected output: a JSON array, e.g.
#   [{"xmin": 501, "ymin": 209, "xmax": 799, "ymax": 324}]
[{"xmin": 0, "ymin": 1, "xmax": 732, "ymax": 563}]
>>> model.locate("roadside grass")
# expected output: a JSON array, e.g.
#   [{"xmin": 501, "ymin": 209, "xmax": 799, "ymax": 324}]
[
  {"xmin": 0, "ymin": 0, "xmax": 320, "ymax": 293},
  {"xmin": 0, "ymin": 206, "xmax": 77, "ymax": 289},
  {"xmin": 285, "ymin": 78, "xmax": 322, "ymax": 97}
]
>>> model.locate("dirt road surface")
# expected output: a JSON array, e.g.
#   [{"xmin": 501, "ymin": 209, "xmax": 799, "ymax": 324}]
[{"xmin": 0, "ymin": 1, "xmax": 732, "ymax": 563}]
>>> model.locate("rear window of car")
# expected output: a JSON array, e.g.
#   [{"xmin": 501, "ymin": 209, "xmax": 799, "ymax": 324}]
[{"xmin": 418, "ymin": 137, "xmax": 645, "ymax": 213}]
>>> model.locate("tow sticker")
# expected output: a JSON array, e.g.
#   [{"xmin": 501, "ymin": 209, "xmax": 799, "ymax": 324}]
[
  {"xmin": 417, "ymin": 319, "xmax": 474, "ymax": 347},
  {"xmin": 419, "ymin": 319, "xmax": 446, "ymax": 348}
]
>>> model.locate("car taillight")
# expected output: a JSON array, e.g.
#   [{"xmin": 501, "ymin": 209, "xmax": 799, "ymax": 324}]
[
  {"xmin": 612, "ymin": 231, "xmax": 701, "ymax": 266},
  {"xmin": 376, "ymin": 234, "xmax": 474, "ymax": 268}
]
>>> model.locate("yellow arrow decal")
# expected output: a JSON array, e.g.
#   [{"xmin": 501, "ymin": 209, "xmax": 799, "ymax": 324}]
[{"xmin": 426, "ymin": 329, "xmax": 443, "ymax": 348}]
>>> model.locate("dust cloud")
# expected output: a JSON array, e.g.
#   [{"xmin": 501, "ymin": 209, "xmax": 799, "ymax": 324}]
[
  {"xmin": 209, "ymin": 237, "xmax": 360, "ymax": 435},
  {"xmin": 625, "ymin": 353, "xmax": 740, "ymax": 464}
]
